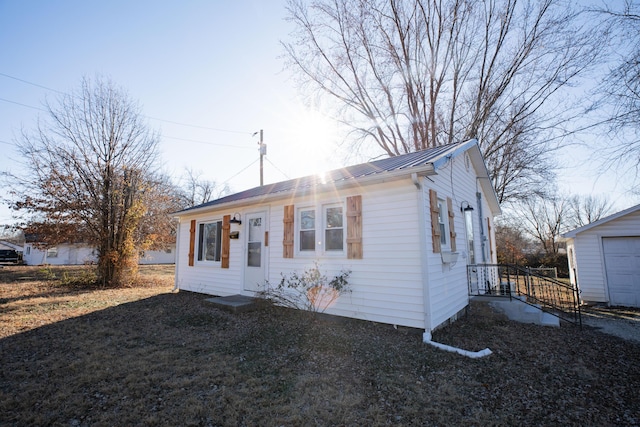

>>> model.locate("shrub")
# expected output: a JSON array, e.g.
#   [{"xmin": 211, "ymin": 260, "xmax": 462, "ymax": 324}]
[{"xmin": 260, "ymin": 261, "xmax": 351, "ymax": 313}]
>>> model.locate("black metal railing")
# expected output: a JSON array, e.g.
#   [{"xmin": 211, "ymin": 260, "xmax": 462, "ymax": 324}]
[{"xmin": 467, "ymin": 264, "xmax": 581, "ymax": 326}]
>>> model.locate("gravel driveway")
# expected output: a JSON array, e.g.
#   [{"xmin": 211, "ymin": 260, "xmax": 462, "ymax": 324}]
[{"xmin": 580, "ymin": 305, "xmax": 640, "ymax": 343}]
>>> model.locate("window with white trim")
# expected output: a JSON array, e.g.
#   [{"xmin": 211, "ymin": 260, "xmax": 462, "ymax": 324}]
[
  {"xmin": 299, "ymin": 208, "xmax": 316, "ymax": 251},
  {"xmin": 197, "ymin": 220, "xmax": 222, "ymax": 262},
  {"xmin": 324, "ymin": 204, "xmax": 344, "ymax": 251},
  {"xmin": 296, "ymin": 203, "xmax": 345, "ymax": 255},
  {"xmin": 437, "ymin": 199, "xmax": 450, "ymax": 250}
]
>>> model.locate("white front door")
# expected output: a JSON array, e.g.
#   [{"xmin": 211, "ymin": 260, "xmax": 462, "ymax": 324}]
[{"xmin": 244, "ymin": 211, "xmax": 267, "ymax": 292}]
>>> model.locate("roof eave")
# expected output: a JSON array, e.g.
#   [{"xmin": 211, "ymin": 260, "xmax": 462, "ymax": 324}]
[{"xmin": 173, "ymin": 164, "xmax": 437, "ymax": 218}]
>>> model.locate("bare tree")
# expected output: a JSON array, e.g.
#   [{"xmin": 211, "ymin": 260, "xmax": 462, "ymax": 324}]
[
  {"xmin": 180, "ymin": 168, "xmax": 230, "ymax": 208},
  {"xmin": 283, "ymin": 0, "xmax": 603, "ymax": 202},
  {"xmin": 593, "ymin": 1, "xmax": 640, "ymax": 187},
  {"xmin": 517, "ymin": 195, "xmax": 569, "ymax": 256},
  {"xmin": 568, "ymin": 194, "xmax": 613, "ymax": 228},
  {"xmin": 10, "ymin": 76, "xmax": 161, "ymax": 286}
]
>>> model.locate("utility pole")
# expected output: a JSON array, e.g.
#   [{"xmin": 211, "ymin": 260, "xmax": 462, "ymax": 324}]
[{"xmin": 258, "ymin": 129, "xmax": 266, "ymax": 186}]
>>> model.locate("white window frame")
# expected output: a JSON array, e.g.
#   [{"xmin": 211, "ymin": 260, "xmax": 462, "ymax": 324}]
[
  {"xmin": 322, "ymin": 203, "xmax": 345, "ymax": 254},
  {"xmin": 464, "ymin": 208, "xmax": 475, "ymax": 264},
  {"xmin": 196, "ymin": 219, "xmax": 223, "ymax": 264},
  {"xmin": 295, "ymin": 202, "xmax": 346, "ymax": 257},
  {"xmin": 437, "ymin": 199, "xmax": 451, "ymax": 251},
  {"xmin": 297, "ymin": 206, "xmax": 317, "ymax": 254},
  {"xmin": 47, "ymin": 247, "xmax": 58, "ymax": 258}
]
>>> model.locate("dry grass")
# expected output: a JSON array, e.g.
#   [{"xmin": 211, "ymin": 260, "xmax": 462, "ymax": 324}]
[{"xmin": 1, "ymin": 265, "xmax": 639, "ymax": 426}]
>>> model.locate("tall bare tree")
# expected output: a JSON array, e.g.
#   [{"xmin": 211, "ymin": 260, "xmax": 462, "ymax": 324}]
[
  {"xmin": 594, "ymin": 1, "xmax": 640, "ymax": 188},
  {"xmin": 517, "ymin": 194, "xmax": 569, "ymax": 256},
  {"xmin": 568, "ymin": 194, "xmax": 613, "ymax": 228},
  {"xmin": 11, "ymin": 76, "xmax": 161, "ymax": 286},
  {"xmin": 180, "ymin": 167, "xmax": 230, "ymax": 208},
  {"xmin": 283, "ymin": 0, "xmax": 603, "ymax": 202}
]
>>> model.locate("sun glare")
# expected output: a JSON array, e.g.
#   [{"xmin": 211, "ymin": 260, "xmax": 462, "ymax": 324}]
[{"xmin": 282, "ymin": 104, "xmax": 341, "ymax": 178}]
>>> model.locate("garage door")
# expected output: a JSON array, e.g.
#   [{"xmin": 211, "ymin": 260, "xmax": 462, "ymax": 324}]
[{"xmin": 603, "ymin": 237, "xmax": 640, "ymax": 307}]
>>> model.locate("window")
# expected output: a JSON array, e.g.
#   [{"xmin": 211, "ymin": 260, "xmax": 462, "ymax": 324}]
[
  {"xmin": 437, "ymin": 199, "xmax": 449, "ymax": 249},
  {"xmin": 47, "ymin": 247, "xmax": 58, "ymax": 258},
  {"xmin": 324, "ymin": 205, "xmax": 344, "ymax": 251},
  {"xmin": 25, "ymin": 246, "xmax": 31, "ymax": 255},
  {"xmin": 197, "ymin": 220, "xmax": 222, "ymax": 262},
  {"xmin": 464, "ymin": 208, "xmax": 475, "ymax": 264},
  {"xmin": 296, "ymin": 204, "xmax": 345, "ymax": 254},
  {"xmin": 299, "ymin": 208, "xmax": 316, "ymax": 251}
]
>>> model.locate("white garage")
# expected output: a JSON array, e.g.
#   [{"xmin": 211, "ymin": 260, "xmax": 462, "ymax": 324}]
[{"xmin": 563, "ymin": 204, "xmax": 640, "ymax": 308}]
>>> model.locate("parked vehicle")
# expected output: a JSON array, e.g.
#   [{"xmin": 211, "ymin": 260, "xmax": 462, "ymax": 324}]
[{"xmin": 0, "ymin": 249, "xmax": 20, "ymax": 263}]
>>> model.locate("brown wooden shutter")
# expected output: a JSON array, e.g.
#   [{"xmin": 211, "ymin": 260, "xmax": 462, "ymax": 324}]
[
  {"xmin": 346, "ymin": 195, "xmax": 363, "ymax": 259},
  {"xmin": 447, "ymin": 197, "xmax": 457, "ymax": 252},
  {"xmin": 429, "ymin": 189, "xmax": 441, "ymax": 253},
  {"xmin": 283, "ymin": 204, "xmax": 294, "ymax": 258},
  {"xmin": 188, "ymin": 219, "xmax": 196, "ymax": 266},
  {"xmin": 221, "ymin": 215, "xmax": 230, "ymax": 268}
]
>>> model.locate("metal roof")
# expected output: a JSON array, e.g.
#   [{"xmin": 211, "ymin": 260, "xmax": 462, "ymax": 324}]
[{"xmin": 176, "ymin": 141, "xmax": 467, "ymax": 215}]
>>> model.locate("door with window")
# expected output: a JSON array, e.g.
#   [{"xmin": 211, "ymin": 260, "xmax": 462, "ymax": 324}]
[{"xmin": 244, "ymin": 211, "xmax": 267, "ymax": 292}]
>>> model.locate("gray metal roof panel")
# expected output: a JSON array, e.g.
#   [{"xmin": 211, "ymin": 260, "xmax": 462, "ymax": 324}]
[{"xmin": 176, "ymin": 142, "xmax": 464, "ymax": 214}]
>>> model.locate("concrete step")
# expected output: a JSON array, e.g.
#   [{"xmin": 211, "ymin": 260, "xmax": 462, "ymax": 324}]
[
  {"xmin": 488, "ymin": 299, "xmax": 559, "ymax": 327},
  {"xmin": 205, "ymin": 294, "xmax": 263, "ymax": 313}
]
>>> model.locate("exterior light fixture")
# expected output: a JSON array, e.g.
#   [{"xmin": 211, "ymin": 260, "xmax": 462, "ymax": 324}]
[
  {"xmin": 230, "ymin": 213, "xmax": 242, "ymax": 225},
  {"xmin": 460, "ymin": 201, "xmax": 474, "ymax": 212}
]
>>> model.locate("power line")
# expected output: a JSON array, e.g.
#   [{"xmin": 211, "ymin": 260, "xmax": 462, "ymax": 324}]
[
  {"xmin": 145, "ymin": 116, "xmax": 252, "ymax": 134},
  {"xmin": 221, "ymin": 158, "xmax": 260, "ymax": 187},
  {"xmin": 265, "ymin": 157, "xmax": 290, "ymax": 180},
  {"xmin": 162, "ymin": 135, "xmax": 256, "ymax": 149},
  {"xmin": 0, "ymin": 71, "xmax": 254, "ymax": 134},
  {"xmin": 0, "ymin": 72, "xmax": 65, "ymax": 94},
  {"xmin": 0, "ymin": 97, "xmax": 45, "ymax": 112}
]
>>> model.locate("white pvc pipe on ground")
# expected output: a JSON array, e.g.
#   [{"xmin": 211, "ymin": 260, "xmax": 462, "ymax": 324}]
[{"xmin": 423, "ymin": 331, "xmax": 492, "ymax": 359}]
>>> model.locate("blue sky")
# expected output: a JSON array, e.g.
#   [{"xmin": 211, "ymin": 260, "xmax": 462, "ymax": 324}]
[{"xmin": 0, "ymin": 0, "xmax": 637, "ymax": 225}]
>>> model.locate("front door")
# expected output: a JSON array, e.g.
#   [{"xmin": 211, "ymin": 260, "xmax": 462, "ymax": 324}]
[{"xmin": 244, "ymin": 211, "xmax": 267, "ymax": 292}]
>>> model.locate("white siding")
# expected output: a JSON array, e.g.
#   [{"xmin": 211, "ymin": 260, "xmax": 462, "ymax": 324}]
[
  {"xmin": 176, "ymin": 179, "xmax": 428, "ymax": 328},
  {"xmin": 174, "ymin": 146, "xmax": 500, "ymax": 331},
  {"xmin": 23, "ymin": 243, "xmax": 97, "ymax": 265},
  {"xmin": 139, "ymin": 246, "xmax": 176, "ymax": 264},
  {"xmin": 422, "ymin": 152, "xmax": 497, "ymax": 330},
  {"xmin": 175, "ymin": 211, "xmax": 243, "ymax": 296},
  {"xmin": 571, "ymin": 210, "xmax": 640, "ymax": 304}
]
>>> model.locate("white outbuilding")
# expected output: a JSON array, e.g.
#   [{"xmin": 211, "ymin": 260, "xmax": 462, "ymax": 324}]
[{"xmin": 563, "ymin": 203, "xmax": 640, "ymax": 308}]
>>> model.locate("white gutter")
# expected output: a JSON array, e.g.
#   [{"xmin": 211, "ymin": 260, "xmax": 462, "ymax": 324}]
[{"xmin": 422, "ymin": 331, "xmax": 492, "ymax": 358}]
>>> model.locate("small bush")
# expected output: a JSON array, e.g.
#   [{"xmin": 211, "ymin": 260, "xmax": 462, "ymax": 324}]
[{"xmin": 260, "ymin": 261, "xmax": 351, "ymax": 313}]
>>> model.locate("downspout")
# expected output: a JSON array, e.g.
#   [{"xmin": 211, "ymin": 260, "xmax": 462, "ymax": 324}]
[
  {"xmin": 172, "ymin": 218, "xmax": 181, "ymax": 292},
  {"xmin": 416, "ymin": 173, "xmax": 491, "ymax": 358},
  {"xmin": 414, "ymin": 173, "xmax": 433, "ymax": 339},
  {"xmin": 476, "ymin": 190, "xmax": 487, "ymax": 263}
]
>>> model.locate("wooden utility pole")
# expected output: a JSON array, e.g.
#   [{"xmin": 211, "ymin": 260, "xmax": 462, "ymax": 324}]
[{"xmin": 258, "ymin": 129, "xmax": 265, "ymax": 186}]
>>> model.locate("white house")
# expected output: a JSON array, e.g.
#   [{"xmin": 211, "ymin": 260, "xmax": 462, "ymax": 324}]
[
  {"xmin": 23, "ymin": 242, "xmax": 97, "ymax": 266},
  {"xmin": 173, "ymin": 140, "xmax": 501, "ymax": 335},
  {"xmin": 563, "ymin": 203, "xmax": 640, "ymax": 308},
  {"xmin": 23, "ymin": 241, "xmax": 176, "ymax": 265}
]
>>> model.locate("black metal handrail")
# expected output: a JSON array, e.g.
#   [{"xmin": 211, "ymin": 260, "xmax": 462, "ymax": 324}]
[{"xmin": 467, "ymin": 264, "xmax": 581, "ymax": 326}]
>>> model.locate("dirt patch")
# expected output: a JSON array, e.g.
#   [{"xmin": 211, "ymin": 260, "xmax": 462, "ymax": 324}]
[{"xmin": 1, "ymin": 266, "xmax": 639, "ymax": 426}]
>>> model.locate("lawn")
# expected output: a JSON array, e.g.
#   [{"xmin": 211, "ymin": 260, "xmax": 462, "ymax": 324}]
[{"xmin": 1, "ymin": 265, "xmax": 639, "ymax": 426}]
